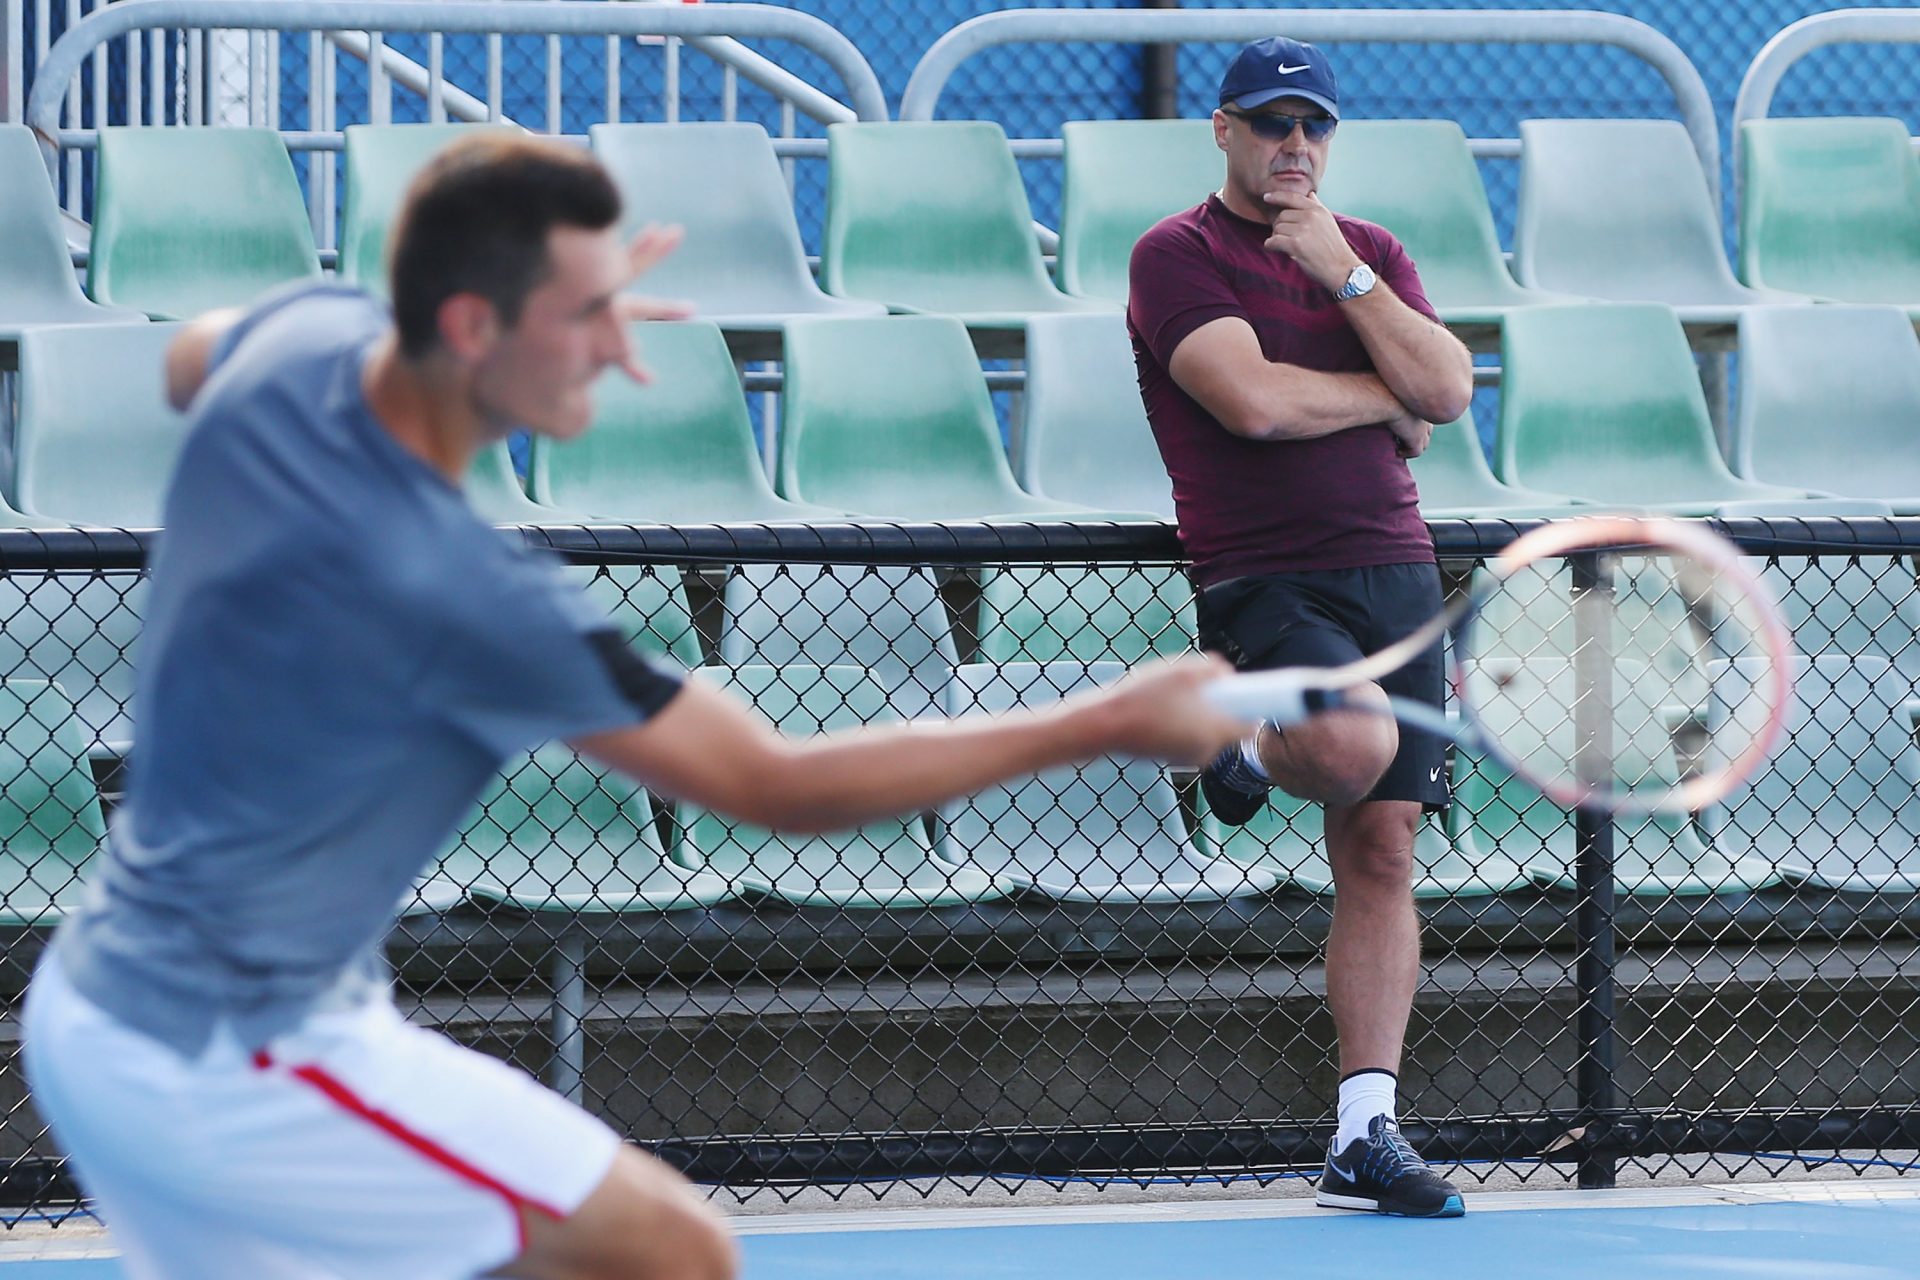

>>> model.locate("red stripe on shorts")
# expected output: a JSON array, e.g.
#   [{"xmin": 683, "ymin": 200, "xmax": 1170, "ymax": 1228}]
[{"xmin": 252, "ymin": 1049, "xmax": 564, "ymax": 1250}]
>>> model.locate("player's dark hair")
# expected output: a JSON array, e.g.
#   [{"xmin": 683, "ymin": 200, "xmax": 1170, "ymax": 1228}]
[{"xmin": 389, "ymin": 134, "xmax": 622, "ymax": 358}]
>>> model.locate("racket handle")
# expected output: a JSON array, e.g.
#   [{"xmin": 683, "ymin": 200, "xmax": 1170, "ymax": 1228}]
[{"xmin": 1203, "ymin": 669, "xmax": 1320, "ymax": 727}]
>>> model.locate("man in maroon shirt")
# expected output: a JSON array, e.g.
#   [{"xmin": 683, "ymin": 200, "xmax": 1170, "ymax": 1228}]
[{"xmin": 1128, "ymin": 37, "xmax": 1474, "ymax": 1219}]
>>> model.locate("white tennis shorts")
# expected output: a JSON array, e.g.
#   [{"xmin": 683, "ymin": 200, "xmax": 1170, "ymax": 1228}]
[{"xmin": 23, "ymin": 953, "xmax": 622, "ymax": 1280}]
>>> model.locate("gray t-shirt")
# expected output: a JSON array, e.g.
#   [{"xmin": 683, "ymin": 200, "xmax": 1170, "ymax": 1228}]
[{"xmin": 51, "ymin": 283, "xmax": 682, "ymax": 1057}]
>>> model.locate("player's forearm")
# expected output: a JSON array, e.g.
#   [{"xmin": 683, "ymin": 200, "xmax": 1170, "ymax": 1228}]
[
  {"xmin": 754, "ymin": 697, "xmax": 1122, "ymax": 834},
  {"xmin": 1339, "ymin": 287, "xmax": 1474, "ymax": 425}
]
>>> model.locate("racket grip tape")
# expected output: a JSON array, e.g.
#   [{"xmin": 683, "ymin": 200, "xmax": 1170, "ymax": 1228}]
[{"xmin": 1202, "ymin": 669, "xmax": 1335, "ymax": 726}]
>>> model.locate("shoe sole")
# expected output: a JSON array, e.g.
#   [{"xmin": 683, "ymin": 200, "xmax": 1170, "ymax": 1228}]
[{"xmin": 1316, "ymin": 1190, "xmax": 1466, "ymax": 1219}]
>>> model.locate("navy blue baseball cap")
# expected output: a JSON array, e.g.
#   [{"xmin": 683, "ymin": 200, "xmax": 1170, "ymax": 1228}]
[{"xmin": 1218, "ymin": 36, "xmax": 1340, "ymax": 119}]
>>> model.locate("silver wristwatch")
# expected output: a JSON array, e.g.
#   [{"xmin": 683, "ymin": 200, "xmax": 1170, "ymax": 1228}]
[{"xmin": 1335, "ymin": 262, "xmax": 1377, "ymax": 302}]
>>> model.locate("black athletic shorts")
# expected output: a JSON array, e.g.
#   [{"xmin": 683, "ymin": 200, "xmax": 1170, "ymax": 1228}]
[{"xmin": 1194, "ymin": 561, "xmax": 1450, "ymax": 811}]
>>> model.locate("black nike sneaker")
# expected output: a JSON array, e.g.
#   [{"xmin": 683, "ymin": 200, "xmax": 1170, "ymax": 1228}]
[
  {"xmin": 1200, "ymin": 741, "xmax": 1270, "ymax": 827},
  {"xmin": 1316, "ymin": 1116, "xmax": 1465, "ymax": 1218}
]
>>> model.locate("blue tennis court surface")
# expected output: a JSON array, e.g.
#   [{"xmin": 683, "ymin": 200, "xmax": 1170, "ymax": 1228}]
[{"xmin": 2, "ymin": 1184, "xmax": 1915, "ymax": 1276}]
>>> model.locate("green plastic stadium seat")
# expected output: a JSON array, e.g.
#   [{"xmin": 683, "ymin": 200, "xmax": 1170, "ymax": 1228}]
[
  {"xmin": 1314, "ymin": 120, "xmax": 1570, "ymax": 334},
  {"xmin": 340, "ymin": 123, "xmax": 517, "ymax": 294},
  {"xmin": 1755, "ymin": 556, "xmax": 1920, "ymax": 682},
  {"xmin": 975, "ymin": 565, "xmax": 1194, "ymax": 665},
  {"xmin": 1732, "ymin": 305, "xmax": 1920, "ymax": 512},
  {"xmin": 88, "ymin": 127, "xmax": 320, "ymax": 319},
  {"xmin": 570, "ymin": 563, "xmax": 704, "ymax": 670},
  {"xmin": 1513, "ymin": 120, "xmax": 1800, "ymax": 322},
  {"xmin": 779, "ymin": 316, "xmax": 1148, "ymax": 522},
  {"xmin": 680, "ymin": 664, "xmax": 1002, "ymax": 908},
  {"xmin": 938, "ymin": 660, "xmax": 1279, "ymax": 902},
  {"xmin": 1411, "ymin": 410, "xmax": 1584, "ymax": 519},
  {"xmin": 0, "ymin": 125, "xmax": 145, "ymax": 329},
  {"xmin": 1056, "ymin": 119, "xmax": 1222, "ymax": 303},
  {"xmin": 1496, "ymin": 304, "xmax": 1817, "ymax": 514},
  {"xmin": 0, "ymin": 573, "xmax": 145, "ymax": 759},
  {"xmin": 1739, "ymin": 117, "xmax": 1920, "ymax": 308},
  {"xmin": 464, "ymin": 443, "xmax": 568, "ymax": 525},
  {"xmin": 590, "ymin": 123, "xmax": 882, "ymax": 355},
  {"xmin": 413, "ymin": 567, "xmax": 704, "ymax": 911},
  {"xmin": 1019, "ymin": 313, "xmax": 1174, "ymax": 519},
  {"xmin": 820, "ymin": 122, "xmax": 1111, "ymax": 344},
  {"xmin": 0, "ymin": 679, "xmax": 106, "ymax": 926},
  {"xmin": 721, "ymin": 563, "xmax": 955, "ymax": 720},
  {"xmin": 15, "ymin": 322, "xmax": 187, "ymax": 526},
  {"xmin": 1706, "ymin": 656, "xmax": 1920, "ymax": 894},
  {"xmin": 530, "ymin": 321, "xmax": 843, "ymax": 523},
  {"xmin": 432, "ymin": 744, "xmax": 730, "ymax": 915},
  {"xmin": 1449, "ymin": 659, "xmax": 1778, "ymax": 895}
]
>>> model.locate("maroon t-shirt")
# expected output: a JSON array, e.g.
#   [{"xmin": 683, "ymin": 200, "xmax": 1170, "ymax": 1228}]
[{"xmin": 1128, "ymin": 194, "xmax": 1437, "ymax": 587}]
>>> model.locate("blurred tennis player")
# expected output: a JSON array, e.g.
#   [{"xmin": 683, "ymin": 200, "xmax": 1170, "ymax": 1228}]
[{"xmin": 22, "ymin": 134, "xmax": 1248, "ymax": 1280}]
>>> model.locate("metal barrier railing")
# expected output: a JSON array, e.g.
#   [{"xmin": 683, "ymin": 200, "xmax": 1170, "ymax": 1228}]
[
  {"xmin": 22, "ymin": 0, "xmax": 888, "ymax": 244},
  {"xmin": 1732, "ymin": 7, "xmax": 1920, "ymax": 201},
  {"xmin": 898, "ymin": 7, "xmax": 1720, "ymax": 203},
  {"xmin": 0, "ymin": 516, "xmax": 1914, "ymax": 1209}
]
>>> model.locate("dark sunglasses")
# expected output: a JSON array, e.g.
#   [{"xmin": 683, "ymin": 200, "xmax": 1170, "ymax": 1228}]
[{"xmin": 1222, "ymin": 109, "xmax": 1338, "ymax": 143}]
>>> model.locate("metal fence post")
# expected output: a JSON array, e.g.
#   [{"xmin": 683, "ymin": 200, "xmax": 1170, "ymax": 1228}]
[
  {"xmin": 1140, "ymin": 0, "xmax": 1179, "ymax": 119},
  {"xmin": 1, "ymin": 0, "xmax": 20, "ymax": 122},
  {"xmin": 1570, "ymin": 549, "xmax": 1619, "ymax": 1190}
]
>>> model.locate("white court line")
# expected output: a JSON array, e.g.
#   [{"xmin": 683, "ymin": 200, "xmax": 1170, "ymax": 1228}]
[{"xmin": 729, "ymin": 1181, "xmax": 1830, "ymax": 1236}]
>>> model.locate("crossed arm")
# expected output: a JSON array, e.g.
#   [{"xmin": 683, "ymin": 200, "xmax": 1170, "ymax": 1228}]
[{"xmin": 1163, "ymin": 191, "xmax": 1471, "ymax": 446}]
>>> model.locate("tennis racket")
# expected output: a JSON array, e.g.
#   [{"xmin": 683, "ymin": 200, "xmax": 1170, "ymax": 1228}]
[{"xmin": 1203, "ymin": 517, "xmax": 1795, "ymax": 815}]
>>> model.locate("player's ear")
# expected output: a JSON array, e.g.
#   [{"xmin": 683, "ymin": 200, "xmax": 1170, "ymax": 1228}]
[
  {"xmin": 1212, "ymin": 108, "xmax": 1230, "ymax": 153},
  {"xmin": 435, "ymin": 292, "xmax": 501, "ymax": 362}
]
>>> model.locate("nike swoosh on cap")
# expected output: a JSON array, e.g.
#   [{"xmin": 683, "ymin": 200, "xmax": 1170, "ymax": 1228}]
[{"xmin": 1277, "ymin": 63, "xmax": 1311, "ymax": 74}]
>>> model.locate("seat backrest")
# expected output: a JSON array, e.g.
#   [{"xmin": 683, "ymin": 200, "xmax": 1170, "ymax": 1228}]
[
  {"xmin": 778, "ymin": 315, "xmax": 1029, "ymax": 517},
  {"xmin": 1739, "ymin": 117, "xmax": 1920, "ymax": 298},
  {"xmin": 1057, "ymin": 119, "xmax": 1221, "ymax": 303},
  {"xmin": 1020, "ymin": 312, "xmax": 1173, "ymax": 517},
  {"xmin": 821, "ymin": 122, "xmax": 1057, "ymax": 308},
  {"xmin": 1496, "ymin": 303, "xmax": 1740, "ymax": 504},
  {"xmin": 1409, "ymin": 409, "xmax": 1577, "ymax": 515},
  {"xmin": 1314, "ymin": 120, "xmax": 1522, "ymax": 307},
  {"xmin": 0, "ymin": 125, "xmax": 119, "ymax": 323},
  {"xmin": 591, "ymin": 122, "xmax": 826, "ymax": 311},
  {"xmin": 530, "ymin": 320, "xmax": 782, "ymax": 521},
  {"xmin": 89, "ymin": 127, "xmax": 320, "ymax": 318},
  {"xmin": 15, "ymin": 322, "xmax": 188, "ymax": 526},
  {"xmin": 459, "ymin": 742, "xmax": 666, "ymax": 868},
  {"xmin": 1733, "ymin": 304, "xmax": 1920, "ymax": 493},
  {"xmin": 939, "ymin": 659, "xmax": 1192, "ymax": 859},
  {"xmin": 569, "ymin": 564, "xmax": 703, "ymax": 669},
  {"xmin": 720, "ymin": 563, "xmax": 955, "ymax": 719},
  {"xmin": 340, "ymin": 123, "xmax": 516, "ymax": 293},
  {"xmin": 976, "ymin": 565, "xmax": 1194, "ymax": 665},
  {"xmin": 0, "ymin": 678, "xmax": 106, "ymax": 923},
  {"xmin": 1514, "ymin": 119, "xmax": 1740, "ymax": 301},
  {"xmin": 1757, "ymin": 555, "xmax": 1920, "ymax": 674},
  {"xmin": 1708, "ymin": 654, "xmax": 1920, "ymax": 862}
]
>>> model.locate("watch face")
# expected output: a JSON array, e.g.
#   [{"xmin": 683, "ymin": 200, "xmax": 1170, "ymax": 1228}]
[{"xmin": 1341, "ymin": 264, "xmax": 1376, "ymax": 298}]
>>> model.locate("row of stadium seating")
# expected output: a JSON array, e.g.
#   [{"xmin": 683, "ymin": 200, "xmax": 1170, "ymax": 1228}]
[
  {"xmin": 3, "ymin": 558, "xmax": 1913, "ymax": 928},
  {"xmin": 7, "ymin": 115, "xmax": 1920, "ymax": 343},
  {"xmin": 9, "ymin": 301, "xmax": 1920, "ymax": 541}
]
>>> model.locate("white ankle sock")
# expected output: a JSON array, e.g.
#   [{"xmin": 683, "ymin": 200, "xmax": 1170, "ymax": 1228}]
[
  {"xmin": 1335, "ymin": 1070, "xmax": 1397, "ymax": 1151},
  {"xmin": 1239, "ymin": 729, "xmax": 1271, "ymax": 782}
]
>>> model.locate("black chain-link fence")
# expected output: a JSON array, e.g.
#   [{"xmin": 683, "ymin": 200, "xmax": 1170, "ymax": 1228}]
[{"xmin": 0, "ymin": 518, "xmax": 1914, "ymax": 1215}]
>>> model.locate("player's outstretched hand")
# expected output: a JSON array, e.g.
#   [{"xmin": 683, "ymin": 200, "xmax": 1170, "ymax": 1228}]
[
  {"xmin": 612, "ymin": 223, "xmax": 695, "ymax": 384},
  {"xmin": 1094, "ymin": 653, "xmax": 1254, "ymax": 768}
]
